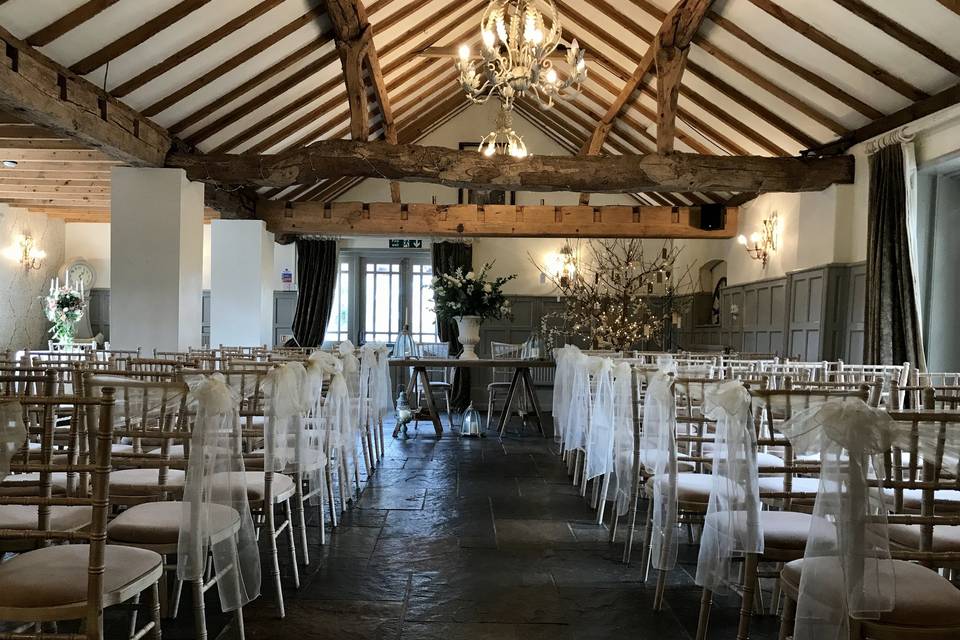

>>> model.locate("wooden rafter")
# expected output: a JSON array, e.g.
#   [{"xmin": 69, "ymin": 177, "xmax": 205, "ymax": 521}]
[
  {"xmin": 938, "ymin": 0, "xmax": 960, "ymax": 17},
  {"xmin": 26, "ymin": 0, "xmax": 120, "ymax": 47},
  {"xmin": 111, "ymin": 0, "xmax": 287, "ymax": 98},
  {"xmin": 325, "ymin": 0, "xmax": 402, "ymax": 202},
  {"xmin": 0, "ymin": 26, "xmax": 169, "ymax": 166},
  {"xmin": 70, "ymin": 0, "xmax": 213, "ymax": 76},
  {"xmin": 166, "ymin": 140, "xmax": 855, "ymax": 194},
  {"xmin": 832, "ymin": 0, "xmax": 960, "ymax": 76},
  {"xmin": 143, "ymin": 6, "xmax": 324, "ymax": 119},
  {"xmin": 745, "ymin": 0, "xmax": 927, "ymax": 102},
  {"xmin": 260, "ymin": 201, "xmax": 740, "ymax": 239},
  {"xmin": 813, "ymin": 83, "xmax": 960, "ymax": 156}
]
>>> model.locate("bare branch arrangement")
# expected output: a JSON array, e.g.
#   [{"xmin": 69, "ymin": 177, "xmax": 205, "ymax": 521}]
[{"xmin": 531, "ymin": 239, "xmax": 696, "ymax": 352}]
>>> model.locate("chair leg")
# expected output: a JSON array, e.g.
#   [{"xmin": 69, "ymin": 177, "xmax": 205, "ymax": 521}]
[
  {"xmin": 317, "ymin": 472, "xmax": 327, "ymax": 546},
  {"xmin": 170, "ymin": 575, "xmax": 184, "ymax": 619},
  {"xmin": 696, "ymin": 588, "xmax": 713, "ymax": 640},
  {"xmin": 147, "ymin": 581, "xmax": 161, "ymax": 640},
  {"xmin": 778, "ymin": 592, "xmax": 796, "ymax": 640},
  {"xmin": 295, "ymin": 477, "xmax": 310, "ymax": 565},
  {"xmin": 234, "ymin": 606, "xmax": 246, "ymax": 640},
  {"xmin": 653, "ymin": 568, "xmax": 668, "ymax": 611},
  {"xmin": 128, "ymin": 593, "xmax": 141, "ymax": 639},
  {"xmin": 737, "ymin": 553, "xmax": 761, "ymax": 640},
  {"xmin": 325, "ymin": 465, "xmax": 338, "ymax": 529},
  {"xmin": 266, "ymin": 503, "xmax": 285, "ymax": 618},
  {"xmin": 192, "ymin": 579, "xmax": 207, "ymax": 640},
  {"xmin": 486, "ymin": 390, "xmax": 496, "ymax": 433},
  {"xmin": 283, "ymin": 499, "xmax": 301, "ymax": 589}
]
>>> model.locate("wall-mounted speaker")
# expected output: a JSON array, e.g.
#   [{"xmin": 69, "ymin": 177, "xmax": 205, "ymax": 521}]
[{"xmin": 696, "ymin": 204, "xmax": 726, "ymax": 230}]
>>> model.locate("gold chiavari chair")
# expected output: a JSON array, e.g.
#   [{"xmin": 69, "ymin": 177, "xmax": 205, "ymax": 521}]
[
  {"xmin": 695, "ymin": 386, "xmax": 872, "ymax": 640},
  {"xmin": 217, "ymin": 366, "xmax": 301, "ymax": 619},
  {"xmin": 0, "ymin": 378, "xmax": 164, "ymax": 640},
  {"xmin": 778, "ymin": 396, "xmax": 960, "ymax": 640},
  {"xmin": 95, "ymin": 376, "xmax": 250, "ymax": 640}
]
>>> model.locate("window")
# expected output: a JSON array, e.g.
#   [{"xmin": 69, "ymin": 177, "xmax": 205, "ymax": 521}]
[
  {"xmin": 322, "ymin": 250, "xmax": 439, "ymax": 347},
  {"xmin": 324, "ymin": 261, "xmax": 351, "ymax": 343}
]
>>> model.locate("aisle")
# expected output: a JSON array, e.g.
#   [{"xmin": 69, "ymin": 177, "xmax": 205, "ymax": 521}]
[{"xmin": 232, "ymin": 419, "xmax": 779, "ymax": 640}]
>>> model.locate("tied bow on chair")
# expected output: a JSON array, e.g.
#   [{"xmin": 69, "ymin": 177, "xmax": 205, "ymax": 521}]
[
  {"xmin": 643, "ymin": 372, "xmax": 679, "ymax": 572},
  {"xmin": 779, "ymin": 399, "xmax": 902, "ymax": 640},
  {"xmin": 179, "ymin": 373, "xmax": 261, "ymax": 612},
  {"xmin": 695, "ymin": 381, "xmax": 764, "ymax": 592},
  {"xmin": 0, "ymin": 401, "xmax": 26, "ymax": 483}
]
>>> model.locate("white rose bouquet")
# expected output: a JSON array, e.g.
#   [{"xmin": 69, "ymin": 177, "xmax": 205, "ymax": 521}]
[{"xmin": 431, "ymin": 262, "xmax": 517, "ymax": 322}]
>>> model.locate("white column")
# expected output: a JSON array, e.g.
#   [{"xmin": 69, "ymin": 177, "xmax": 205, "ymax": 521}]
[
  {"xmin": 209, "ymin": 219, "xmax": 275, "ymax": 348},
  {"xmin": 110, "ymin": 167, "xmax": 204, "ymax": 353}
]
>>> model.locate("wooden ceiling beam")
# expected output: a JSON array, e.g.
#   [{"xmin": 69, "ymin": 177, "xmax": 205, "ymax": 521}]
[
  {"xmin": 0, "ymin": 26, "xmax": 170, "ymax": 166},
  {"xmin": 832, "ymin": 0, "xmax": 960, "ymax": 76},
  {"xmin": 0, "ymin": 166, "xmax": 113, "ymax": 178},
  {"xmin": 211, "ymin": 0, "xmax": 467, "ymax": 153},
  {"xmin": 655, "ymin": 1, "xmax": 715, "ymax": 154},
  {"xmin": 259, "ymin": 201, "xmax": 740, "ymax": 239},
  {"xmin": 324, "ymin": 0, "xmax": 402, "ymax": 201},
  {"xmin": 937, "ymin": 1, "xmax": 960, "ymax": 17},
  {"xmin": 27, "ymin": 0, "xmax": 120, "ymax": 47},
  {"xmin": 745, "ymin": 0, "xmax": 927, "ymax": 102},
  {"xmin": 111, "ymin": 0, "xmax": 287, "ymax": 98},
  {"xmin": 0, "ymin": 149, "xmax": 116, "ymax": 162},
  {"xmin": 0, "ymin": 197, "xmax": 109, "ymax": 208},
  {"xmin": 703, "ymin": 11, "xmax": 883, "ymax": 121},
  {"xmin": 0, "ymin": 177, "xmax": 110, "ymax": 187},
  {"xmin": 813, "ymin": 83, "xmax": 960, "ymax": 156},
  {"xmin": 70, "ymin": 0, "xmax": 214, "ymax": 76},
  {"xmin": 145, "ymin": 6, "xmax": 325, "ymax": 119},
  {"xmin": 577, "ymin": 28, "xmax": 783, "ymax": 155},
  {"xmin": 168, "ymin": 140, "xmax": 855, "ymax": 194}
]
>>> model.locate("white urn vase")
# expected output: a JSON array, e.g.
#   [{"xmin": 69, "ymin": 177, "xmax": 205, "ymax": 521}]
[{"xmin": 455, "ymin": 315, "xmax": 482, "ymax": 360}]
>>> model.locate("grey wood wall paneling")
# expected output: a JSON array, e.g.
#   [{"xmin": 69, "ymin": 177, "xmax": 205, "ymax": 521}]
[
  {"xmin": 273, "ymin": 291, "xmax": 297, "ymax": 347},
  {"xmin": 844, "ymin": 262, "xmax": 867, "ymax": 364},
  {"xmin": 787, "ymin": 267, "xmax": 827, "ymax": 361},
  {"xmin": 87, "ymin": 289, "xmax": 110, "ymax": 341}
]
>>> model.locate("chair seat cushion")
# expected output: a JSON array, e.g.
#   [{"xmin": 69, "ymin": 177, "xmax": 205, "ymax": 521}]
[
  {"xmin": 639, "ymin": 451, "xmax": 696, "ymax": 473},
  {"xmin": 0, "ymin": 505, "xmax": 91, "ymax": 531},
  {"xmin": 888, "ymin": 523, "xmax": 960, "ymax": 552},
  {"xmin": 210, "ymin": 471, "xmax": 296, "ymax": 504},
  {"xmin": 108, "ymin": 501, "xmax": 240, "ymax": 546},
  {"xmin": 109, "ymin": 468, "xmax": 185, "ymax": 494},
  {"xmin": 889, "ymin": 489, "xmax": 960, "ymax": 512},
  {"xmin": 781, "ymin": 558, "xmax": 960, "ymax": 627},
  {"xmin": 704, "ymin": 509, "xmax": 812, "ymax": 551},
  {"xmin": 0, "ymin": 544, "xmax": 162, "ymax": 609},
  {"xmin": 674, "ymin": 473, "xmax": 714, "ymax": 505},
  {"xmin": 0, "ymin": 472, "xmax": 69, "ymax": 496}
]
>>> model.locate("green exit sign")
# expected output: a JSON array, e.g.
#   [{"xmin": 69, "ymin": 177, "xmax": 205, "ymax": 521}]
[{"xmin": 389, "ymin": 239, "xmax": 423, "ymax": 248}]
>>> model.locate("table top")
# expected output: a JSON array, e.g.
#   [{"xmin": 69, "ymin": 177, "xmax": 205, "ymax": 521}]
[{"xmin": 389, "ymin": 357, "xmax": 556, "ymax": 368}]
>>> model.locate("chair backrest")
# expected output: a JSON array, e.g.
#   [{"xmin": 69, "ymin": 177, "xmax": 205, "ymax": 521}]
[
  {"xmin": 490, "ymin": 341, "xmax": 523, "ymax": 384},
  {"xmin": 830, "ymin": 360, "xmax": 910, "ymax": 406},
  {"xmin": 418, "ymin": 343, "xmax": 451, "ymax": 384},
  {"xmin": 883, "ymin": 402, "xmax": 960, "ymax": 562},
  {"xmin": 126, "ymin": 357, "xmax": 186, "ymax": 374},
  {"xmin": 750, "ymin": 387, "xmax": 871, "ymax": 511},
  {"xmin": 0, "ymin": 373, "xmax": 115, "ymax": 626}
]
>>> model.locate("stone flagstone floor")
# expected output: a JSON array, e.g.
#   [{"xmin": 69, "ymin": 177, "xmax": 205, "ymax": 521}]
[{"xmin": 171, "ymin": 417, "xmax": 782, "ymax": 640}]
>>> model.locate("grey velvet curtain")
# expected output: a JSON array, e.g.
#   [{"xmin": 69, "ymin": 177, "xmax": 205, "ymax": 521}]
[
  {"xmin": 432, "ymin": 241, "xmax": 473, "ymax": 411},
  {"xmin": 291, "ymin": 239, "xmax": 338, "ymax": 348},
  {"xmin": 865, "ymin": 144, "xmax": 925, "ymax": 368}
]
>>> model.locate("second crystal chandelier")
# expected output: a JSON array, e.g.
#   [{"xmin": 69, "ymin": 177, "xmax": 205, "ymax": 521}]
[{"xmin": 455, "ymin": 0, "xmax": 587, "ymax": 111}]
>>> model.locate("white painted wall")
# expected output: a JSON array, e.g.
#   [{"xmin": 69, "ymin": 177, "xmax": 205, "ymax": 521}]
[
  {"xmin": 110, "ymin": 168, "xmax": 204, "ymax": 352},
  {"xmin": 209, "ymin": 220, "xmax": 275, "ymax": 346},
  {"xmin": 0, "ymin": 206, "xmax": 65, "ymax": 351}
]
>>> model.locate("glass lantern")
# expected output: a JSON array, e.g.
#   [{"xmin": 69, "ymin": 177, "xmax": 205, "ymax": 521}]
[
  {"xmin": 521, "ymin": 331, "xmax": 544, "ymax": 360},
  {"xmin": 392, "ymin": 323, "xmax": 421, "ymax": 359},
  {"xmin": 459, "ymin": 402, "xmax": 484, "ymax": 438}
]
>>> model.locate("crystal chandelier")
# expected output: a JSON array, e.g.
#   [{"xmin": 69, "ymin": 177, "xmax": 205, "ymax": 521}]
[
  {"xmin": 456, "ymin": 0, "xmax": 587, "ymax": 111},
  {"xmin": 478, "ymin": 106, "xmax": 528, "ymax": 158}
]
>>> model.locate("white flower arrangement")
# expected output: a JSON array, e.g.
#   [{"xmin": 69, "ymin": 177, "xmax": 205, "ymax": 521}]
[{"xmin": 431, "ymin": 262, "xmax": 517, "ymax": 322}]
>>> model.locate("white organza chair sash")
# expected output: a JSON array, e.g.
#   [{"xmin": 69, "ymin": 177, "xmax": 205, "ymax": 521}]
[
  {"xmin": 695, "ymin": 381, "xmax": 764, "ymax": 592},
  {"xmin": 643, "ymin": 372, "xmax": 679, "ymax": 571},
  {"xmin": 778, "ymin": 399, "xmax": 906, "ymax": 640},
  {"xmin": 178, "ymin": 373, "xmax": 261, "ymax": 612},
  {"xmin": 585, "ymin": 357, "xmax": 615, "ymax": 481},
  {"xmin": 0, "ymin": 400, "xmax": 26, "ymax": 482}
]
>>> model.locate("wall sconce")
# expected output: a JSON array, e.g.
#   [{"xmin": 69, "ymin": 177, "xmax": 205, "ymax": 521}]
[
  {"xmin": 3, "ymin": 233, "xmax": 46, "ymax": 271},
  {"xmin": 737, "ymin": 213, "xmax": 778, "ymax": 267},
  {"xmin": 546, "ymin": 243, "xmax": 577, "ymax": 289}
]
